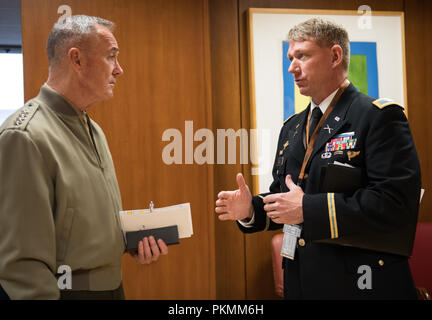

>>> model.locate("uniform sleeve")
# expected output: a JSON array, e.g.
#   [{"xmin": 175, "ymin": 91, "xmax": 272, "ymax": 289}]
[
  {"xmin": 0, "ymin": 129, "xmax": 59, "ymax": 299},
  {"xmin": 237, "ymin": 125, "xmax": 288, "ymax": 234},
  {"xmin": 302, "ymin": 105, "xmax": 421, "ymax": 241}
]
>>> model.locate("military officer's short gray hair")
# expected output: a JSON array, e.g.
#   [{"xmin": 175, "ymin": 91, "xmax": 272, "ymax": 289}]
[
  {"xmin": 46, "ymin": 15, "xmax": 115, "ymax": 66},
  {"xmin": 287, "ymin": 18, "xmax": 350, "ymax": 71}
]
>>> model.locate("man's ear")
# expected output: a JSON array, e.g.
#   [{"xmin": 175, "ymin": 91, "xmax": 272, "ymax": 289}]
[
  {"xmin": 68, "ymin": 47, "xmax": 82, "ymax": 72},
  {"xmin": 330, "ymin": 45, "xmax": 344, "ymax": 69}
]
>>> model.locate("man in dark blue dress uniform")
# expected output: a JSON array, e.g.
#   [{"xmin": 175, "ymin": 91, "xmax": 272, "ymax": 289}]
[{"xmin": 215, "ymin": 18, "xmax": 421, "ymax": 300}]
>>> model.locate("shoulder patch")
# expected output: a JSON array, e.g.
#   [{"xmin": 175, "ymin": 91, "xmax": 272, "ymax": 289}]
[{"xmin": 372, "ymin": 98, "xmax": 404, "ymax": 110}]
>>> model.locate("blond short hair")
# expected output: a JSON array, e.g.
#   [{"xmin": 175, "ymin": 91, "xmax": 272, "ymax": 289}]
[{"xmin": 287, "ymin": 18, "xmax": 350, "ymax": 71}]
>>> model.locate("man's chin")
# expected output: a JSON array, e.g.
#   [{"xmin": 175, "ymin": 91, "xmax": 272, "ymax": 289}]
[
  {"xmin": 297, "ymin": 86, "xmax": 310, "ymax": 97},
  {"xmin": 104, "ymin": 89, "xmax": 115, "ymax": 99},
  {"xmin": 92, "ymin": 92, "xmax": 115, "ymax": 105}
]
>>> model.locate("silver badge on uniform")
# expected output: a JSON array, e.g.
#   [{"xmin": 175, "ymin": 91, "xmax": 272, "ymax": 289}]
[
  {"xmin": 321, "ymin": 152, "xmax": 332, "ymax": 159},
  {"xmin": 324, "ymin": 125, "xmax": 333, "ymax": 134}
]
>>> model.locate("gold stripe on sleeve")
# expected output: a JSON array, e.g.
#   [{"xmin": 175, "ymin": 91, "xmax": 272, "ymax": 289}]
[
  {"xmin": 331, "ymin": 193, "xmax": 338, "ymax": 238},
  {"xmin": 327, "ymin": 193, "xmax": 339, "ymax": 239},
  {"xmin": 264, "ymin": 215, "xmax": 270, "ymax": 231}
]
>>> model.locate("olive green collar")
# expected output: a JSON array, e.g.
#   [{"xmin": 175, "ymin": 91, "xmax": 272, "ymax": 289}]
[{"xmin": 36, "ymin": 84, "xmax": 82, "ymax": 117}]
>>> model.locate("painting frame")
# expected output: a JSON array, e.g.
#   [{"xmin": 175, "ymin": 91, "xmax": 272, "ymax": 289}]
[{"xmin": 247, "ymin": 8, "xmax": 407, "ymax": 194}]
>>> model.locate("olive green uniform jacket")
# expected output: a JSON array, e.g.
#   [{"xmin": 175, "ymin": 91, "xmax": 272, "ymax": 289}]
[{"xmin": 0, "ymin": 85, "xmax": 125, "ymax": 299}]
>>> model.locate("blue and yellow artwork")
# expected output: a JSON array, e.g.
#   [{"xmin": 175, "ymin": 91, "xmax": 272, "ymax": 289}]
[{"xmin": 282, "ymin": 41, "xmax": 379, "ymax": 120}]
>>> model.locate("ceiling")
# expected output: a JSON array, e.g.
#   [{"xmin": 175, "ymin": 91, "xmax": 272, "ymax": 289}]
[{"xmin": 0, "ymin": 0, "xmax": 22, "ymax": 49}]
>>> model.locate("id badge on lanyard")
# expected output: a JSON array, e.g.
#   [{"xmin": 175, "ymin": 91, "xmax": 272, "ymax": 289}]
[{"xmin": 281, "ymin": 224, "xmax": 302, "ymax": 260}]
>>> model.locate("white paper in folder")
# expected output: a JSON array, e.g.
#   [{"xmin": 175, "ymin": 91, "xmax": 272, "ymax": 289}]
[{"xmin": 119, "ymin": 203, "xmax": 193, "ymax": 238}]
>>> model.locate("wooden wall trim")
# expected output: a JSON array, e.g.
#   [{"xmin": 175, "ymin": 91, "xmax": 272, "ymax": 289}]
[
  {"xmin": 404, "ymin": 0, "xmax": 432, "ymax": 222},
  {"xmin": 209, "ymin": 0, "xmax": 247, "ymax": 300},
  {"xmin": 202, "ymin": 0, "xmax": 217, "ymax": 299}
]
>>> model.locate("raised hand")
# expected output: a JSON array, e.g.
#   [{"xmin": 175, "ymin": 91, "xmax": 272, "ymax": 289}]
[{"xmin": 215, "ymin": 173, "xmax": 254, "ymax": 221}]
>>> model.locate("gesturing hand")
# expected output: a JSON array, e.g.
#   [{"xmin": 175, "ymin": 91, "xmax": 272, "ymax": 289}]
[
  {"xmin": 263, "ymin": 175, "xmax": 304, "ymax": 225},
  {"xmin": 215, "ymin": 173, "xmax": 254, "ymax": 221}
]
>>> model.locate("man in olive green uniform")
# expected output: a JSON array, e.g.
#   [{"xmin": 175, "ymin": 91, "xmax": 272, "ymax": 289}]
[{"xmin": 0, "ymin": 15, "xmax": 168, "ymax": 300}]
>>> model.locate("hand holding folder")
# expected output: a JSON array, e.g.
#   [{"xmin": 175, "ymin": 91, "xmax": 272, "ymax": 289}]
[{"xmin": 119, "ymin": 202, "xmax": 193, "ymax": 252}]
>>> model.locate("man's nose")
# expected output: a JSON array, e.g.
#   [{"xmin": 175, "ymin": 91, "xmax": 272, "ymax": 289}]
[
  {"xmin": 114, "ymin": 59, "xmax": 124, "ymax": 76},
  {"xmin": 288, "ymin": 60, "xmax": 299, "ymax": 74}
]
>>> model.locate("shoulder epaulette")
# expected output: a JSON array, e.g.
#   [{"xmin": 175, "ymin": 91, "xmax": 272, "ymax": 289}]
[
  {"xmin": 283, "ymin": 113, "xmax": 296, "ymax": 124},
  {"xmin": 3, "ymin": 101, "xmax": 40, "ymax": 132},
  {"xmin": 372, "ymin": 98, "xmax": 404, "ymax": 110}
]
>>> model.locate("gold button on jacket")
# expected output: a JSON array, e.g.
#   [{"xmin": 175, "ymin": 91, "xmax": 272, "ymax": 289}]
[{"xmin": 298, "ymin": 238, "xmax": 306, "ymax": 247}]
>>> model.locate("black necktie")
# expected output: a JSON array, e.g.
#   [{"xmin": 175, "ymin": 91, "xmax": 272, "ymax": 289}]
[{"xmin": 309, "ymin": 107, "xmax": 323, "ymax": 141}]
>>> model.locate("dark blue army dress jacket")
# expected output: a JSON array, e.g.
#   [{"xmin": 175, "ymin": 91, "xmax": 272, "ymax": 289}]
[{"xmin": 238, "ymin": 83, "xmax": 422, "ymax": 299}]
